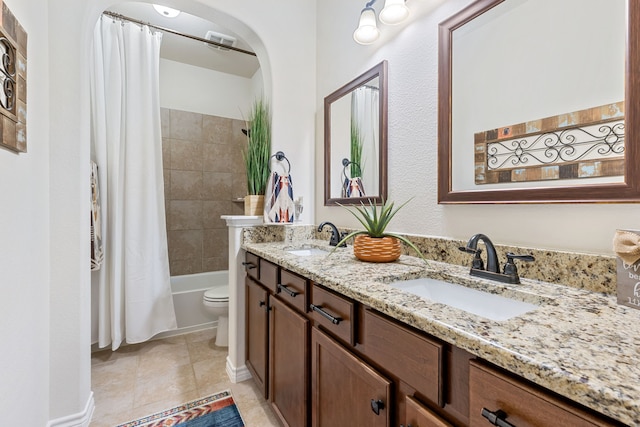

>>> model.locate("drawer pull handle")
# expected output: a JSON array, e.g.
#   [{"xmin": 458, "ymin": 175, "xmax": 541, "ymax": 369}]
[
  {"xmin": 242, "ymin": 262, "xmax": 257, "ymax": 270},
  {"xmin": 370, "ymin": 399, "xmax": 384, "ymax": 415},
  {"xmin": 310, "ymin": 304, "xmax": 342, "ymax": 324},
  {"xmin": 481, "ymin": 408, "xmax": 516, "ymax": 427},
  {"xmin": 277, "ymin": 283, "xmax": 298, "ymax": 297}
]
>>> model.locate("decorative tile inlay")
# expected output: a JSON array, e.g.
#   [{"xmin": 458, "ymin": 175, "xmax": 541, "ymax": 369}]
[
  {"xmin": 0, "ymin": 0, "xmax": 27, "ymax": 153},
  {"xmin": 241, "ymin": 225, "xmax": 634, "ymax": 425},
  {"xmin": 475, "ymin": 102, "xmax": 625, "ymax": 185}
]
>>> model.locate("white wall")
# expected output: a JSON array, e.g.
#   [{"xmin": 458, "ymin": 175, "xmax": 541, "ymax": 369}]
[
  {"xmin": 0, "ymin": 0, "xmax": 50, "ymax": 425},
  {"xmin": 315, "ymin": 0, "xmax": 640, "ymax": 255},
  {"xmin": 159, "ymin": 58, "xmax": 255, "ymax": 119}
]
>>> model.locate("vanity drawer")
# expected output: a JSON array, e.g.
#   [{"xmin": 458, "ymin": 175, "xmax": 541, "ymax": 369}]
[
  {"xmin": 244, "ymin": 252, "xmax": 260, "ymax": 280},
  {"xmin": 469, "ymin": 361, "xmax": 619, "ymax": 427},
  {"xmin": 364, "ymin": 309, "xmax": 444, "ymax": 407},
  {"xmin": 259, "ymin": 258, "xmax": 279, "ymax": 293},
  {"xmin": 277, "ymin": 269, "xmax": 308, "ymax": 313},
  {"xmin": 310, "ymin": 283, "xmax": 356, "ymax": 346}
]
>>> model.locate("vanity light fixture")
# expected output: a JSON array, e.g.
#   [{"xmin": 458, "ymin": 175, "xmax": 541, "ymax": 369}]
[
  {"xmin": 379, "ymin": 0, "xmax": 410, "ymax": 25},
  {"xmin": 152, "ymin": 4, "xmax": 181, "ymax": 18},
  {"xmin": 353, "ymin": 3, "xmax": 380, "ymax": 45},
  {"xmin": 353, "ymin": 0, "xmax": 410, "ymax": 45}
]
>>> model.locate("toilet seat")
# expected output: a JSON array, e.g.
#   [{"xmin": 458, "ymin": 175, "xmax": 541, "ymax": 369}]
[{"xmin": 204, "ymin": 286, "xmax": 229, "ymax": 303}]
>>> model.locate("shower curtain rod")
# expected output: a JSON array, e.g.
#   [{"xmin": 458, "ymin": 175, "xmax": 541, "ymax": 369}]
[{"xmin": 102, "ymin": 11, "xmax": 257, "ymax": 57}]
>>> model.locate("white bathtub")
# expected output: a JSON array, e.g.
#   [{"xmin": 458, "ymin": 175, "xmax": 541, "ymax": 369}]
[{"xmin": 170, "ymin": 270, "xmax": 228, "ymax": 332}]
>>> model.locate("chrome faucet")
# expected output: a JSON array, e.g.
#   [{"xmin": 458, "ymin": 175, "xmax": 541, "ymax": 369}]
[
  {"xmin": 459, "ymin": 233, "xmax": 534, "ymax": 284},
  {"xmin": 318, "ymin": 222, "xmax": 347, "ymax": 247}
]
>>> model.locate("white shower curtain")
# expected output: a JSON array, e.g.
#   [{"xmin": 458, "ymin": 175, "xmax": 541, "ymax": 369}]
[
  {"xmin": 90, "ymin": 15, "xmax": 176, "ymax": 350},
  {"xmin": 351, "ymin": 86, "xmax": 380, "ymax": 195}
]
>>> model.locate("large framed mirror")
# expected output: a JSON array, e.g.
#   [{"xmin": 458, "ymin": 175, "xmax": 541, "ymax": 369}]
[
  {"xmin": 438, "ymin": 0, "xmax": 639, "ymax": 203},
  {"xmin": 324, "ymin": 61, "xmax": 388, "ymax": 205}
]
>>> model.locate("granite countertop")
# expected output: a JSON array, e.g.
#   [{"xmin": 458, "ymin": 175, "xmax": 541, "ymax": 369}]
[{"xmin": 243, "ymin": 238, "xmax": 640, "ymax": 426}]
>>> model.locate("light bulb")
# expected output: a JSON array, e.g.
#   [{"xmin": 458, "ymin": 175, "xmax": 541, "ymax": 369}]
[
  {"xmin": 379, "ymin": 0, "xmax": 410, "ymax": 25},
  {"xmin": 353, "ymin": 7, "xmax": 380, "ymax": 45}
]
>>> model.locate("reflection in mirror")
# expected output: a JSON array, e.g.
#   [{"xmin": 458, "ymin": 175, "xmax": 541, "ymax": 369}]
[
  {"xmin": 325, "ymin": 61, "xmax": 387, "ymax": 205},
  {"xmin": 438, "ymin": 0, "xmax": 640, "ymax": 203}
]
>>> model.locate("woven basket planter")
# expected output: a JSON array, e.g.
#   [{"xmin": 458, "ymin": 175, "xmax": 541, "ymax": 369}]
[
  {"xmin": 353, "ymin": 235, "xmax": 401, "ymax": 263},
  {"xmin": 244, "ymin": 195, "xmax": 264, "ymax": 216}
]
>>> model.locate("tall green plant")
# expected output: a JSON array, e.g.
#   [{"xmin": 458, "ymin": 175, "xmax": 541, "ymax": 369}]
[
  {"xmin": 350, "ymin": 119, "xmax": 364, "ymax": 177},
  {"xmin": 242, "ymin": 98, "xmax": 272, "ymax": 195}
]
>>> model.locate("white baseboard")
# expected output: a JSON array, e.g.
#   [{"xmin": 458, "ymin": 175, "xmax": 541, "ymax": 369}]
[
  {"xmin": 47, "ymin": 392, "xmax": 94, "ymax": 427},
  {"xmin": 226, "ymin": 357, "xmax": 252, "ymax": 383}
]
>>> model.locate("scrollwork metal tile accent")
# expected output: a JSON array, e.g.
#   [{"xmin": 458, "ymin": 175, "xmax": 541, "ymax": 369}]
[{"xmin": 475, "ymin": 101, "xmax": 625, "ymax": 184}]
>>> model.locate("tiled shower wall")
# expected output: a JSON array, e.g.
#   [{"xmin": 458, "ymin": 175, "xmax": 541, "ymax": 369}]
[{"xmin": 161, "ymin": 108, "xmax": 247, "ymax": 276}]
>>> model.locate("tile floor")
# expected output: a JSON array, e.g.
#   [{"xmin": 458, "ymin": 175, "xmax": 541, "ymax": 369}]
[{"xmin": 90, "ymin": 328, "xmax": 281, "ymax": 426}]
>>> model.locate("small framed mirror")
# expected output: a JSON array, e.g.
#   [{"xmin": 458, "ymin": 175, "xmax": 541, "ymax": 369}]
[
  {"xmin": 438, "ymin": 0, "xmax": 639, "ymax": 203},
  {"xmin": 324, "ymin": 61, "xmax": 388, "ymax": 206}
]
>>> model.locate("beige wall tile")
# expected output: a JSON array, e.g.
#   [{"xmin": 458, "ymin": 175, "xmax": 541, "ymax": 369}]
[
  {"xmin": 170, "ymin": 257, "xmax": 201, "ymax": 276},
  {"xmin": 168, "ymin": 230, "xmax": 203, "ymax": 261},
  {"xmin": 202, "ymin": 201, "xmax": 233, "ymax": 229},
  {"xmin": 170, "ymin": 109, "xmax": 203, "ymax": 141},
  {"xmin": 171, "ymin": 170, "xmax": 203, "ymax": 200},
  {"xmin": 171, "ymin": 139, "xmax": 203, "ymax": 171},
  {"xmin": 161, "ymin": 108, "xmax": 170, "ymax": 138},
  {"xmin": 168, "ymin": 200, "xmax": 202, "ymax": 230},
  {"xmin": 203, "ymin": 115, "xmax": 232, "ymax": 144},
  {"xmin": 202, "ymin": 171, "xmax": 232, "ymax": 200},
  {"xmin": 203, "ymin": 142, "xmax": 243, "ymax": 173},
  {"xmin": 162, "ymin": 138, "xmax": 171, "ymax": 169},
  {"xmin": 203, "ymin": 228, "xmax": 228, "ymax": 259}
]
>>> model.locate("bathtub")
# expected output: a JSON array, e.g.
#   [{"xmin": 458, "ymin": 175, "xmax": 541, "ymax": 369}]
[{"xmin": 170, "ymin": 270, "xmax": 228, "ymax": 332}]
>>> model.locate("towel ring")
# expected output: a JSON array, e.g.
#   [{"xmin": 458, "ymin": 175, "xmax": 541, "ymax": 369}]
[
  {"xmin": 270, "ymin": 151, "xmax": 291, "ymax": 175},
  {"xmin": 342, "ymin": 158, "xmax": 362, "ymax": 181}
]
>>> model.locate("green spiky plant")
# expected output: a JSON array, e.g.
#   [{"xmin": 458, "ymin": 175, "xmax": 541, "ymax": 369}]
[
  {"xmin": 242, "ymin": 98, "xmax": 271, "ymax": 195},
  {"xmin": 333, "ymin": 198, "xmax": 428, "ymax": 263},
  {"xmin": 350, "ymin": 119, "xmax": 364, "ymax": 178}
]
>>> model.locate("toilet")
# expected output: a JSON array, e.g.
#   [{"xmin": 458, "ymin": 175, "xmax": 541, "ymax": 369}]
[{"xmin": 202, "ymin": 285, "xmax": 229, "ymax": 347}]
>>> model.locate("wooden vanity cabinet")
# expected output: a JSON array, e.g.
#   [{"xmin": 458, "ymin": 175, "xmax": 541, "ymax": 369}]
[{"xmin": 469, "ymin": 361, "xmax": 623, "ymax": 427}]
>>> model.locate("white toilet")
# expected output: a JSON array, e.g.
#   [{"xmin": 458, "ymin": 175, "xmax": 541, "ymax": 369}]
[{"xmin": 202, "ymin": 285, "xmax": 229, "ymax": 347}]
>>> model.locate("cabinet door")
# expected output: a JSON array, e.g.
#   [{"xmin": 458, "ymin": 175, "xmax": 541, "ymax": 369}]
[
  {"xmin": 311, "ymin": 327, "xmax": 391, "ymax": 427},
  {"xmin": 402, "ymin": 395, "xmax": 453, "ymax": 427},
  {"xmin": 246, "ymin": 277, "xmax": 269, "ymax": 398},
  {"xmin": 269, "ymin": 297, "xmax": 309, "ymax": 427}
]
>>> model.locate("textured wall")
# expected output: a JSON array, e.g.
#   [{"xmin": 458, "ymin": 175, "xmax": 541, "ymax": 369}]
[{"xmin": 161, "ymin": 107, "xmax": 247, "ymax": 276}]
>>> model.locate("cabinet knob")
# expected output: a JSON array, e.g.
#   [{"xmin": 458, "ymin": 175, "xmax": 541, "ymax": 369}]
[
  {"xmin": 481, "ymin": 408, "xmax": 516, "ymax": 427},
  {"xmin": 370, "ymin": 399, "xmax": 385, "ymax": 416},
  {"xmin": 310, "ymin": 304, "xmax": 342, "ymax": 324}
]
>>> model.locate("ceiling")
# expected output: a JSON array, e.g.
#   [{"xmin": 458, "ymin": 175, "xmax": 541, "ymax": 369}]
[{"xmin": 105, "ymin": 2, "xmax": 260, "ymax": 79}]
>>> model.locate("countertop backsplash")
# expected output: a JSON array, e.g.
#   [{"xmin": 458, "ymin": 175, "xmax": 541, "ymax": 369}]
[{"xmin": 242, "ymin": 223, "xmax": 617, "ymax": 295}]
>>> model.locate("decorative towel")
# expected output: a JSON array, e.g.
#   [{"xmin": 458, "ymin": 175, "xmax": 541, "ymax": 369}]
[
  {"xmin": 613, "ymin": 229, "xmax": 640, "ymax": 265},
  {"xmin": 264, "ymin": 171, "xmax": 295, "ymax": 223},
  {"xmin": 342, "ymin": 177, "xmax": 366, "ymax": 198},
  {"xmin": 90, "ymin": 161, "xmax": 104, "ymax": 271}
]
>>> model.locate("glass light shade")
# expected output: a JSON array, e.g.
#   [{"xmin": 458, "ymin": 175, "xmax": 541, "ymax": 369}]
[
  {"xmin": 152, "ymin": 4, "xmax": 181, "ymax": 18},
  {"xmin": 379, "ymin": 0, "xmax": 410, "ymax": 25},
  {"xmin": 353, "ymin": 7, "xmax": 380, "ymax": 45}
]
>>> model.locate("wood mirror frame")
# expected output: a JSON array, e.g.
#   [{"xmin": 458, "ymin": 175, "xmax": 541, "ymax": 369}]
[
  {"xmin": 324, "ymin": 61, "xmax": 388, "ymax": 206},
  {"xmin": 438, "ymin": 0, "xmax": 639, "ymax": 203}
]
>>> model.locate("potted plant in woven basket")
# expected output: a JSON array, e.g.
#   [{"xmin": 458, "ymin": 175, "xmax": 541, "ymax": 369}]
[
  {"xmin": 242, "ymin": 98, "xmax": 271, "ymax": 215},
  {"xmin": 334, "ymin": 199, "xmax": 427, "ymax": 263}
]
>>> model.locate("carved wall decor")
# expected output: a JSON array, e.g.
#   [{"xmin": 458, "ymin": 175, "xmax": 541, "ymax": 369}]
[
  {"xmin": 0, "ymin": 1, "xmax": 27, "ymax": 153},
  {"xmin": 474, "ymin": 102, "xmax": 625, "ymax": 185}
]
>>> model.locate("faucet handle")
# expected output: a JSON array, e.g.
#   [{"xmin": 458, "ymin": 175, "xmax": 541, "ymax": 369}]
[
  {"xmin": 459, "ymin": 246, "xmax": 484, "ymax": 270},
  {"xmin": 504, "ymin": 253, "xmax": 535, "ymax": 277}
]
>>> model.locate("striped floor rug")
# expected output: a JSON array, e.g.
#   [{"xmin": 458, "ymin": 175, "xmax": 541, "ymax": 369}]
[{"xmin": 115, "ymin": 390, "xmax": 244, "ymax": 427}]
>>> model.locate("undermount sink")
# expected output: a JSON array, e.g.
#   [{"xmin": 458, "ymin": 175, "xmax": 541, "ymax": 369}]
[
  {"xmin": 286, "ymin": 247, "xmax": 330, "ymax": 257},
  {"xmin": 388, "ymin": 277, "xmax": 538, "ymax": 321}
]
